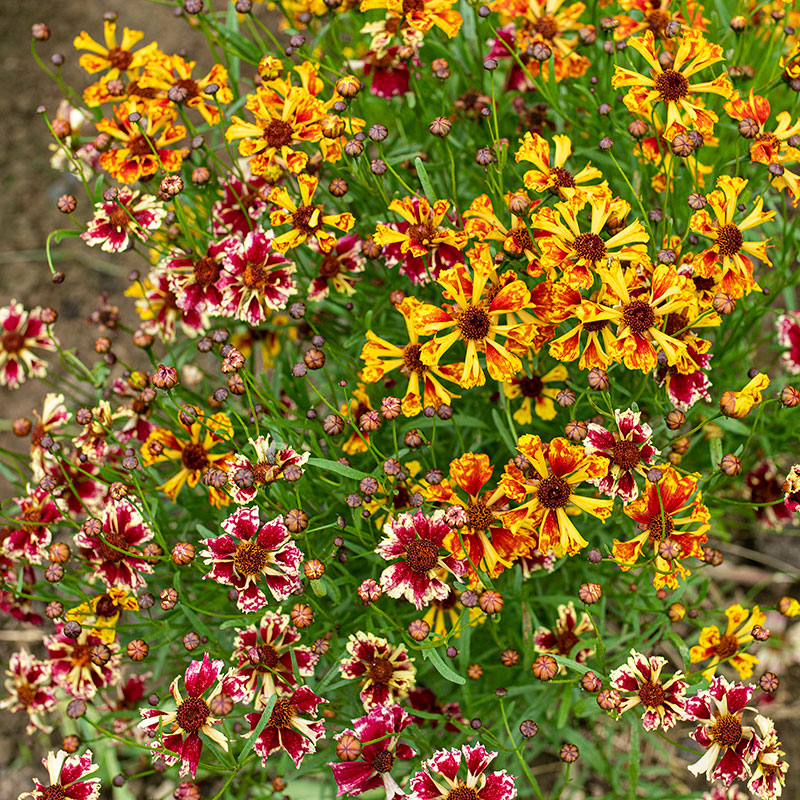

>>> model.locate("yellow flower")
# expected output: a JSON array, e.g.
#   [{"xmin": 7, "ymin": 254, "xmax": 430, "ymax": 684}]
[
  {"xmin": 690, "ymin": 604, "xmax": 766, "ymax": 680},
  {"xmin": 66, "ymin": 589, "xmax": 139, "ymax": 644},
  {"xmin": 720, "ymin": 372, "xmax": 770, "ymax": 419}
]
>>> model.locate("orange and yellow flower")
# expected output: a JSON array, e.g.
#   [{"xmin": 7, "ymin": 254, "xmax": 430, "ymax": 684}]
[
  {"xmin": 720, "ymin": 372, "xmax": 770, "ymax": 419},
  {"xmin": 503, "ymin": 363, "xmax": 567, "ymax": 424},
  {"xmin": 690, "ymin": 604, "xmax": 766, "ymax": 680},
  {"xmin": 359, "ymin": 0, "xmax": 463, "ymax": 47}
]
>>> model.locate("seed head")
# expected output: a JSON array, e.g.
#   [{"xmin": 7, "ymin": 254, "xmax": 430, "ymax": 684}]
[
  {"xmin": 520, "ymin": 720, "xmax": 538, "ymax": 738},
  {"xmin": 127, "ymin": 639, "xmax": 149, "ymax": 661},
  {"xmin": 581, "ymin": 672, "xmax": 602, "ymax": 692},
  {"xmin": 336, "ymin": 734, "xmax": 362, "ymax": 761},
  {"xmin": 597, "ymin": 688, "xmax": 621, "ymax": 710},
  {"xmin": 429, "ymin": 117, "xmax": 452, "ymax": 137}
]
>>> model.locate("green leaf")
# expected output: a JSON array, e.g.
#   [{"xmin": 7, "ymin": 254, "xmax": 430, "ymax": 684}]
[
  {"xmin": 415, "ymin": 157, "xmax": 436, "ymax": 200},
  {"xmin": 239, "ymin": 693, "xmax": 276, "ymax": 761},
  {"xmin": 627, "ymin": 722, "xmax": 640, "ymax": 800},
  {"xmin": 423, "ymin": 646, "xmax": 466, "ymax": 684},
  {"xmin": 306, "ymin": 457, "xmax": 371, "ymax": 481},
  {"xmin": 550, "ymin": 654, "xmax": 594, "ymax": 675},
  {"xmin": 491, "ymin": 409, "xmax": 517, "ymax": 454}
]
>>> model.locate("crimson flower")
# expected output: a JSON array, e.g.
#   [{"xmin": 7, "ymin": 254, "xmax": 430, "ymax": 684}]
[
  {"xmin": 1, "ymin": 649, "xmax": 57, "ymax": 734},
  {"xmin": 163, "ymin": 237, "xmax": 236, "ymax": 314},
  {"xmin": 81, "ymin": 187, "xmax": 166, "ymax": 253},
  {"xmin": 45, "ymin": 624, "xmax": 121, "ymax": 700},
  {"xmin": 3, "ymin": 486, "xmax": 61, "ymax": 565},
  {"xmin": 0, "ymin": 300, "xmax": 58, "ymax": 389},
  {"xmin": 19, "ymin": 749, "xmax": 101, "ymax": 800}
]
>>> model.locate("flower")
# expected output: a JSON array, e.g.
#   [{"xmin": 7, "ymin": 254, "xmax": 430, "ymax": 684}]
[
  {"xmin": 81, "ymin": 188, "xmax": 166, "ymax": 253},
  {"xmin": 65, "ymin": 588, "xmax": 139, "ymax": 644},
  {"xmin": 139, "ymin": 653, "xmax": 247, "ymax": 778},
  {"xmin": 500, "ymin": 434, "xmax": 613, "ymax": 557},
  {"xmin": 218, "ymin": 228, "xmax": 297, "ymax": 323},
  {"xmin": 612, "ymin": 467, "xmax": 710, "ymax": 589},
  {"xmin": 330, "ymin": 704, "xmax": 417, "ymax": 800},
  {"xmin": 19, "ymin": 749, "xmax": 101, "ymax": 800},
  {"xmin": 212, "ymin": 173, "xmax": 270, "ymax": 238},
  {"xmin": 73, "ymin": 499, "xmax": 155, "ymax": 590},
  {"xmin": 308, "ymin": 233, "xmax": 365, "ymax": 301},
  {"xmin": 232, "ymin": 608, "xmax": 319, "ymax": 705},
  {"xmin": 408, "ymin": 743, "xmax": 517, "ymax": 800},
  {"xmin": 748, "ymin": 715, "xmax": 789, "ymax": 800},
  {"xmin": 686, "ymin": 676, "xmax": 764, "ymax": 787},
  {"xmin": 609, "ymin": 650, "xmax": 688, "ymax": 731},
  {"xmin": 502, "ymin": 363, "xmax": 567, "ymax": 424},
  {"xmin": 163, "ymin": 237, "xmax": 236, "ymax": 314},
  {"xmin": 747, "ymin": 460, "xmax": 796, "ymax": 530},
  {"xmin": 690, "ymin": 604, "xmax": 767, "ymax": 680},
  {"xmin": 45, "ymin": 623, "xmax": 121, "ymax": 700},
  {"xmin": 533, "ymin": 601, "xmax": 594, "ymax": 669},
  {"xmin": 3, "ymin": 486, "xmax": 61, "ymax": 564},
  {"xmin": 584, "ymin": 408, "xmax": 660, "ymax": 502},
  {"xmin": 228, "ymin": 436, "xmax": 309, "ymax": 504},
  {"xmin": 376, "ymin": 510, "xmax": 468, "ymax": 609},
  {"xmin": 359, "ymin": 0, "xmax": 463, "ymax": 45},
  {"xmin": 245, "ymin": 685, "xmax": 326, "ymax": 768},
  {"xmin": 340, "ymin": 632, "xmax": 416, "ymax": 710},
  {"xmin": 0, "ymin": 300, "xmax": 58, "ymax": 389},
  {"xmin": 1, "ymin": 649, "xmax": 57, "ymax": 734},
  {"xmin": 73, "ymin": 19, "xmax": 160, "ymax": 83},
  {"xmin": 720, "ymin": 372, "xmax": 770, "ymax": 419},
  {"xmin": 200, "ymin": 507, "xmax": 304, "ymax": 612},
  {"xmin": 776, "ymin": 311, "xmax": 800, "ymax": 374}
]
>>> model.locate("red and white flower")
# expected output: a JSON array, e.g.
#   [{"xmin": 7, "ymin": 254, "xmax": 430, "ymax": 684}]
[
  {"xmin": 375, "ymin": 510, "xmax": 468, "ymax": 610},
  {"xmin": 73, "ymin": 499, "xmax": 155, "ymax": 590},
  {"xmin": 748, "ymin": 715, "xmax": 788, "ymax": 799},
  {"xmin": 776, "ymin": 311, "xmax": 800, "ymax": 374},
  {"xmin": 45, "ymin": 624, "xmax": 121, "ymax": 700},
  {"xmin": 340, "ymin": 632, "xmax": 416, "ymax": 710},
  {"xmin": 81, "ymin": 187, "xmax": 166, "ymax": 252},
  {"xmin": 686, "ymin": 676, "xmax": 764, "ymax": 786},
  {"xmin": 228, "ymin": 436, "xmax": 309, "ymax": 505},
  {"xmin": 701, "ymin": 788, "xmax": 748, "ymax": 800},
  {"xmin": 0, "ymin": 300, "xmax": 58, "ymax": 389},
  {"xmin": 2, "ymin": 486, "xmax": 60, "ymax": 564},
  {"xmin": 609, "ymin": 650, "xmax": 688, "ymax": 731},
  {"xmin": 308, "ymin": 233, "xmax": 365, "ymax": 302},
  {"xmin": 200, "ymin": 507, "xmax": 304, "ymax": 612},
  {"xmin": 232, "ymin": 608, "xmax": 319, "ymax": 705},
  {"xmin": 139, "ymin": 653, "xmax": 247, "ymax": 778},
  {"xmin": 219, "ymin": 228, "xmax": 297, "ymax": 324},
  {"xmin": 163, "ymin": 237, "xmax": 236, "ymax": 314},
  {"xmin": 19, "ymin": 749, "xmax": 101, "ymax": 800},
  {"xmin": 212, "ymin": 173, "xmax": 270, "ymax": 238},
  {"xmin": 245, "ymin": 685, "xmax": 326, "ymax": 768},
  {"xmin": 330, "ymin": 704, "xmax": 416, "ymax": 799},
  {"xmin": 584, "ymin": 408, "xmax": 659, "ymax": 502},
  {"xmin": 533, "ymin": 602, "xmax": 594, "ymax": 670},
  {"xmin": 1, "ymin": 649, "xmax": 57, "ymax": 734},
  {"xmin": 409, "ymin": 743, "xmax": 517, "ymax": 800},
  {"xmin": 28, "ymin": 392, "xmax": 71, "ymax": 479}
]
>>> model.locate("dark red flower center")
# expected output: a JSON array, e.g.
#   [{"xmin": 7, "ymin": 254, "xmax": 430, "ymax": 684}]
[
  {"xmin": 622, "ymin": 300, "xmax": 656, "ymax": 333},
  {"xmin": 176, "ymin": 696, "xmax": 211, "ymax": 733},
  {"xmin": 1, "ymin": 331, "xmax": 25, "ymax": 354},
  {"xmin": 405, "ymin": 538, "xmax": 439, "ymax": 573},
  {"xmin": 467, "ymin": 501, "xmax": 493, "ymax": 530},
  {"xmin": 293, "ymin": 205, "xmax": 322, "ymax": 234},
  {"xmin": 265, "ymin": 119, "xmax": 294, "ymax": 148},
  {"xmin": 710, "ymin": 714, "xmax": 743, "ymax": 747},
  {"xmin": 572, "ymin": 232, "xmax": 607, "ymax": 263},
  {"xmin": 715, "ymin": 223, "xmax": 744, "ymax": 257},
  {"xmin": 457, "ymin": 305, "xmax": 491, "ymax": 341},
  {"xmin": 693, "ymin": 276, "xmax": 716, "ymax": 292},
  {"xmin": 95, "ymin": 594, "xmax": 119, "ymax": 617},
  {"xmin": 714, "ymin": 633, "xmax": 739, "ymax": 659},
  {"xmin": 555, "ymin": 630, "xmax": 579, "ymax": 655},
  {"xmin": 655, "ymin": 69, "xmax": 689, "ymax": 102},
  {"xmin": 372, "ymin": 748, "xmax": 395, "ymax": 773},
  {"xmin": 647, "ymin": 9, "xmax": 671, "ymax": 34},
  {"xmin": 550, "ymin": 167, "xmax": 576, "ymax": 188},
  {"xmin": 638, "ymin": 680, "xmax": 665, "ymax": 707},
  {"xmin": 174, "ymin": 78, "xmax": 200, "ymax": 100},
  {"xmin": 107, "ymin": 47, "xmax": 134, "ymax": 71},
  {"xmin": 520, "ymin": 375, "xmax": 544, "ymax": 398},
  {"xmin": 511, "ymin": 226, "xmax": 533, "ymax": 252},
  {"xmin": 233, "ymin": 540, "xmax": 269, "ymax": 576},
  {"xmin": 268, "ymin": 697, "xmax": 295, "ymax": 728},
  {"xmin": 319, "ymin": 253, "xmax": 341, "ymax": 278},
  {"xmin": 402, "ymin": 343, "xmax": 426, "ymax": 375},
  {"xmin": 41, "ymin": 786, "xmax": 66, "ymax": 800},
  {"xmin": 368, "ymin": 657, "xmax": 394, "ymax": 684},
  {"xmin": 402, "ymin": 0, "xmax": 425, "ymax": 13},
  {"xmin": 534, "ymin": 14, "xmax": 559, "ymax": 39},
  {"xmin": 108, "ymin": 204, "xmax": 133, "ymax": 229},
  {"xmin": 243, "ymin": 264, "xmax": 270, "ymax": 290},
  {"xmin": 127, "ymin": 133, "xmax": 159, "ymax": 158},
  {"xmin": 647, "ymin": 513, "xmax": 674, "ymax": 543},
  {"xmin": 194, "ymin": 256, "xmax": 221, "ymax": 287},
  {"xmin": 612, "ymin": 440, "xmax": 641, "ymax": 470},
  {"xmin": 182, "ymin": 442, "xmax": 209, "ymax": 471},
  {"xmin": 536, "ymin": 475, "xmax": 571, "ymax": 509},
  {"xmin": 253, "ymin": 643, "xmax": 281, "ymax": 671},
  {"xmin": 71, "ymin": 644, "xmax": 92, "ymax": 667},
  {"xmin": 407, "ymin": 221, "xmax": 438, "ymax": 245},
  {"xmin": 99, "ymin": 530, "xmax": 130, "ymax": 562},
  {"xmin": 21, "ymin": 505, "xmax": 43, "ymax": 523}
]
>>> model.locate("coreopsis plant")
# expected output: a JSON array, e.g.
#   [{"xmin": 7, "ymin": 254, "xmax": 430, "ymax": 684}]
[{"xmin": 4, "ymin": 1, "xmax": 800, "ymax": 798}]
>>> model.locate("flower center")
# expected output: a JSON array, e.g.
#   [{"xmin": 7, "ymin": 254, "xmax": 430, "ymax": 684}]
[
  {"xmin": 550, "ymin": 167, "xmax": 576, "ymax": 188},
  {"xmin": 176, "ymin": 696, "xmax": 211, "ymax": 734},
  {"xmin": 173, "ymin": 78, "xmax": 200, "ymax": 100},
  {"xmin": 319, "ymin": 253, "xmax": 341, "ymax": 278},
  {"xmin": 41, "ymin": 786, "xmax": 67, "ymax": 800},
  {"xmin": 99, "ymin": 530, "xmax": 130, "ymax": 562},
  {"xmin": 715, "ymin": 223, "xmax": 744, "ymax": 257},
  {"xmin": 709, "ymin": 714, "xmax": 743, "ymax": 748},
  {"xmin": 268, "ymin": 697, "xmax": 295, "ymax": 728},
  {"xmin": 457, "ymin": 305, "xmax": 491, "ymax": 341},
  {"xmin": 655, "ymin": 69, "xmax": 689, "ymax": 102},
  {"xmin": 467, "ymin": 501, "xmax": 493, "ymax": 530},
  {"xmin": 293, "ymin": 205, "xmax": 322, "ymax": 234},
  {"xmin": 520, "ymin": 375, "xmax": 544, "ymax": 398},
  {"xmin": 406, "ymin": 221, "xmax": 438, "ymax": 245},
  {"xmin": 511, "ymin": 226, "xmax": 533, "ymax": 252},
  {"xmin": 372, "ymin": 748, "xmax": 395, "ymax": 773},
  {"xmin": 446, "ymin": 787, "xmax": 480, "ymax": 800},
  {"xmin": 253, "ymin": 643, "xmax": 281, "ymax": 671},
  {"xmin": 71, "ymin": 644, "xmax": 92, "ymax": 667},
  {"xmin": 233, "ymin": 540, "xmax": 269, "ymax": 576},
  {"xmin": 637, "ymin": 680, "xmax": 665, "ymax": 707},
  {"xmin": 107, "ymin": 47, "xmax": 134, "ymax": 71},
  {"xmin": 368, "ymin": 657, "xmax": 394, "ymax": 684},
  {"xmin": 583, "ymin": 318, "xmax": 609, "ymax": 333},
  {"xmin": 693, "ymin": 276, "xmax": 716, "ymax": 292},
  {"xmin": 16, "ymin": 683, "xmax": 37, "ymax": 707},
  {"xmin": 265, "ymin": 119, "xmax": 294, "ymax": 148},
  {"xmin": 194, "ymin": 256, "xmax": 221, "ymax": 287},
  {"xmin": 127, "ymin": 133, "xmax": 158, "ymax": 158},
  {"xmin": 571, "ymin": 232, "xmax": 607, "ymax": 263},
  {"xmin": 555, "ymin": 630, "xmax": 579, "ymax": 654},
  {"xmin": 714, "ymin": 633, "xmax": 739, "ymax": 660},
  {"xmin": 243, "ymin": 264, "xmax": 269, "ymax": 290},
  {"xmin": 612, "ymin": 440, "xmax": 641, "ymax": 470},
  {"xmin": 646, "ymin": 9, "xmax": 671, "ymax": 34},
  {"xmin": 1, "ymin": 331, "xmax": 25, "ymax": 354},
  {"xmin": 108, "ymin": 205, "xmax": 132, "ymax": 229},
  {"xmin": 536, "ymin": 475, "xmax": 571, "ymax": 509},
  {"xmin": 647, "ymin": 513, "xmax": 674, "ymax": 543},
  {"xmin": 182, "ymin": 442, "xmax": 209, "ymax": 471},
  {"xmin": 402, "ymin": 0, "xmax": 425, "ymax": 13},
  {"xmin": 622, "ymin": 300, "xmax": 656, "ymax": 333},
  {"xmin": 22, "ymin": 506, "xmax": 43, "ymax": 523},
  {"xmin": 95, "ymin": 594, "xmax": 119, "ymax": 617},
  {"xmin": 534, "ymin": 14, "xmax": 559, "ymax": 39},
  {"xmin": 405, "ymin": 538, "xmax": 439, "ymax": 573},
  {"xmin": 402, "ymin": 343, "xmax": 426, "ymax": 375}
]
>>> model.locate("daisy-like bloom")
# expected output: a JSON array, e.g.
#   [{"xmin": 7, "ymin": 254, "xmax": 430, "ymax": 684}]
[
  {"xmin": 413, "ymin": 243, "xmax": 536, "ymax": 388},
  {"xmin": 360, "ymin": 296, "xmax": 462, "ymax": 417},
  {"xmin": 776, "ymin": 311, "xmax": 800, "ymax": 374},
  {"xmin": 720, "ymin": 372, "xmax": 770, "ymax": 419},
  {"xmin": 138, "ymin": 654, "xmax": 247, "ymax": 778},
  {"xmin": 690, "ymin": 604, "xmax": 767, "ymax": 680},
  {"xmin": 340, "ymin": 632, "xmax": 416, "ymax": 710},
  {"xmin": 81, "ymin": 187, "xmax": 166, "ymax": 253},
  {"xmin": 613, "ymin": 0, "xmax": 707, "ymax": 41},
  {"xmin": 533, "ymin": 190, "xmax": 649, "ymax": 290},
  {"xmin": 72, "ymin": 398, "xmax": 134, "ymax": 465},
  {"xmin": 73, "ymin": 19, "xmax": 160, "ymax": 84},
  {"xmin": 374, "ymin": 196, "xmax": 469, "ymax": 285},
  {"xmin": 141, "ymin": 408, "xmax": 233, "ymax": 507},
  {"xmin": 45, "ymin": 624, "xmax": 121, "ymax": 700},
  {"xmin": 515, "ymin": 132, "xmax": 605, "ymax": 199},
  {"xmin": 162, "ymin": 237, "xmax": 236, "ymax": 314},
  {"xmin": 409, "ymin": 743, "xmax": 517, "ymax": 800},
  {"xmin": 359, "ymin": 0, "xmax": 462, "ymax": 43},
  {"xmin": 655, "ymin": 331, "xmax": 713, "ymax": 411},
  {"xmin": 331, "ymin": 704, "xmax": 417, "ymax": 800},
  {"xmin": 200, "ymin": 507, "xmax": 304, "ymax": 612},
  {"xmin": 609, "ymin": 650, "xmax": 688, "ymax": 731},
  {"xmin": 267, "ymin": 174, "xmax": 355, "ymax": 254},
  {"xmin": 1, "ymin": 649, "xmax": 57, "ymax": 734},
  {"xmin": 686, "ymin": 676, "xmax": 764, "ymax": 787},
  {"xmin": 212, "ymin": 173, "xmax": 270, "ymax": 238},
  {"xmin": 748, "ymin": 715, "xmax": 789, "ymax": 800},
  {"xmin": 613, "ymin": 466, "xmax": 709, "ymax": 589},
  {"xmin": 3, "ymin": 486, "xmax": 60, "ymax": 564},
  {"xmin": 424, "ymin": 452, "xmax": 535, "ymax": 580},
  {"xmin": 19, "ymin": 749, "xmax": 101, "ymax": 800},
  {"xmin": 232, "ymin": 609, "xmax": 319, "ymax": 705},
  {"xmin": 375, "ymin": 510, "xmax": 468, "ymax": 610},
  {"xmin": 500, "ymin": 434, "xmax": 612, "ymax": 558},
  {"xmin": 503, "ymin": 363, "xmax": 567, "ymax": 424},
  {"xmin": 611, "ymin": 29, "xmax": 732, "ymax": 140},
  {"xmin": 245, "ymin": 685, "xmax": 326, "ymax": 768},
  {"xmin": 308, "ymin": 233, "xmax": 365, "ymax": 301},
  {"xmin": 65, "ymin": 588, "xmax": 139, "ymax": 644},
  {"xmin": 218, "ymin": 228, "xmax": 297, "ymax": 324},
  {"xmin": 74, "ymin": 499, "xmax": 155, "ymax": 590},
  {"xmin": 0, "ymin": 300, "xmax": 58, "ymax": 389},
  {"xmin": 533, "ymin": 601, "xmax": 594, "ymax": 669},
  {"xmin": 28, "ymin": 392, "xmax": 70, "ymax": 476},
  {"xmin": 584, "ymin": 408, "xmax": 660, "ymax": 502},
  {"xmin": 96, "ymin": 100, "xmax": 188, "ymax": 184},
  {"xmin": 228, "ymin": 436, "xmax": 309, "ymax": 505},
  {"xmin": 690, "ymin": 176, "xmax": 775, "ymax": 298}
]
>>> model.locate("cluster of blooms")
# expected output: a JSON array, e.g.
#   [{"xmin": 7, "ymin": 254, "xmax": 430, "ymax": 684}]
[{"xmin": 4, "ymin": 1, "xmax": 800, "ymax": 799}]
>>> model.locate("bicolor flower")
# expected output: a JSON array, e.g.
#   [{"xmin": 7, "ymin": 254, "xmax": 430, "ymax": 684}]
[
  {"xmin": 45, "ymin": 624, "xmax": 121, "ymax": 700},
  {"xmin": 19, "ymin": 749, "xmax": 101, "ymax": 800},
  {"xmin": 1, "ymin": 649, "xmax": 57, "ymax": 734},
  {"xmin": 0, "ymin": 300, "xmax": 59, "ymax": 389},
  {"xmin": 228, "ymin": 435, "xmax": 309, "ymax": 505},
  {"xmin": 533, "ymin": 601, "xmax": 594, "ymax": 669},
  {"xmin": 690, "ymin": 604, "xmax": 766, "ymax": 680},
  {"xmin": 81, "ymin": 188, "xmax": 166, "ymax": 253}
]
